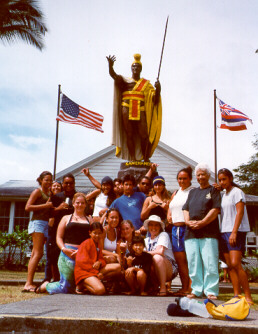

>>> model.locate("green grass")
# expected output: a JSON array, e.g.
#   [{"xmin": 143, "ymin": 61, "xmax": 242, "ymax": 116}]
[
  {"xmin": 0, "ymin": 270, "xmax": 44, "ymax": 281},
  {"xmin": 0, "ymin": 285, "xmax": 45, "ymax": 304}
]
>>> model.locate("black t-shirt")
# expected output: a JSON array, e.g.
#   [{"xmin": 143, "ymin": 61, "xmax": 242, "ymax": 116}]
[
  {"xmin": 182, "ymin": 186, "xmax": 221, "ymax": 240},
  {"xmin": 49, "ymin": 191, "xmax": 76, "ymax": 238},
  {"xmin": 128, "ymin": 251, "xmax": 153, "ymax": 276}
]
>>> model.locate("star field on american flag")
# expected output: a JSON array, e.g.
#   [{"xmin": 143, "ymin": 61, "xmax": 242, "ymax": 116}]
[{"xmin": 57, "ymin": 93, "xmax": 104, "ymax": 133}]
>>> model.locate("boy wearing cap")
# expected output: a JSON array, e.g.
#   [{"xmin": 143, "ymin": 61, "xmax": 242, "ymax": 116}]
[{"xmin": 125, "ymin": 235, "xmax": 152, "ymax": 295}]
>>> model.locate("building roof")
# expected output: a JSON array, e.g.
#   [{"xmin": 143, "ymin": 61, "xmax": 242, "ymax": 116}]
[
  {"xmin": 0, "ymin": 180, "xmax": 38, "ymax": 200},
  {"xmin": 1, "ymin": 141, "xmax": 257, "ymax": 205}
]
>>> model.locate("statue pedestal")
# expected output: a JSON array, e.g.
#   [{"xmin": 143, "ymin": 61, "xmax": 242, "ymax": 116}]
[{"xmin": 118, "ymin": 162, "xmax": 156, "ymax": 183}]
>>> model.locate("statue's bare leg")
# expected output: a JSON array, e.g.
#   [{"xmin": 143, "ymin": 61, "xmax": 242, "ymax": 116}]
[{"xmin": 122, "ymin": 107, "xmax": 136, "ymax": 160}]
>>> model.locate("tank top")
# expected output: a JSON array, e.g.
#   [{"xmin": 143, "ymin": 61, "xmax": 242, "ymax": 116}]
[
  {"xmin": 169, "ymin": 186, "xmax": 194, "ymax": 223},
  {"xmin": 103, "ymin": 229, "xmax": 117, "ymax": 252},
  {"xmin": 63, "ymin": 214, "xmax": 90, "ymax": 245},
  {"xmin": 31, "ymin": 189, "xmax": 50, "ymax": 222},
  {"xmin": 149, "ymin": 197, "xmax": 167, "ymax": 220}
]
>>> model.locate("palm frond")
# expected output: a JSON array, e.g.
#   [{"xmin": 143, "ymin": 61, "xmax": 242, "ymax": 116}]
[{"xmin": 0, "ymin": 0, "xmax": 47, "ymax": 51}]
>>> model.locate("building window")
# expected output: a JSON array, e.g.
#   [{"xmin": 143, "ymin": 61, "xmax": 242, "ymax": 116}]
[
  {"xmin": 0, "ymin": 202, "xmax": 11, "ymax": 232},
  {"xmin": 13, "ymin": 202, "xmax": 30, "ymax": 231}
]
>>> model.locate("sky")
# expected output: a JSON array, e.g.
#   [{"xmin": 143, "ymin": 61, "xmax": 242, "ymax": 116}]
[{"xmin": 0, "ymin": 0, "xmax": 257, "ymax": 185}]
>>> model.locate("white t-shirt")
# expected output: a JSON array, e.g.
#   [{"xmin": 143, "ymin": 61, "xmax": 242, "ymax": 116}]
[
  {"xmin": 144, "ymin": 231, "xmax": 175, "ymax": 261},
  {"xmin": 220, "ymin": 187, "xmax": 250, "ymax": 233},
  {"xmin": 169, "ymin": 186, "xmax": 194, "ymax": 223},
  {"xmin": 93, "ymin": 192, "xmax": 108, "ymax": 217}
]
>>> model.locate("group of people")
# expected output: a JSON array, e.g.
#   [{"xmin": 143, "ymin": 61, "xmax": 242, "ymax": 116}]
[{"xmin": 22, "ymin": 162, "xmax": 254, "ymax": 305}]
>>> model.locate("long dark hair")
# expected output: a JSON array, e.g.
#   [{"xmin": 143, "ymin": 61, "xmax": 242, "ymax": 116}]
[
  {"xmin": 218, "ymin": 168, "xmax": 240, "ymax": 188},
  {"xmin": 90, "ymin": 222, "xmax": 103, "ymax": 233},
  {"xmin": 101, "ymin": 177, "xmax": 116, "ymax": 207},
  {"xmin": 36, "ymin": 171, "xmax": 52, "ymax": 185}
]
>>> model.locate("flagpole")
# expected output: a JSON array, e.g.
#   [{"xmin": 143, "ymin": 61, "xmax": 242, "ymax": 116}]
[
  {"xmin": 53, "ymin": 84, "xmax": 61, "ymax": 179},
  {"xmin": 214, "ymin": 89, "xmax": 217, "ymax": 183}
]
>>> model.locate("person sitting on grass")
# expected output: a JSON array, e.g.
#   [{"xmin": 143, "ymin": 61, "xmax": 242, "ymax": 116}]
[
  {"xmin": 124, "ymin": 235, "xmax": 152, "ymax": 295},
  {"xmin": 74, "ymin": 222, "xmax": 121, "ymax": 295}
]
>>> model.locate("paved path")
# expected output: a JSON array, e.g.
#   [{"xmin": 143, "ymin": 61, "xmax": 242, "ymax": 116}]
[{"xmin": 0, "ymin": 293, "xmax": 257, "ymax": 333}]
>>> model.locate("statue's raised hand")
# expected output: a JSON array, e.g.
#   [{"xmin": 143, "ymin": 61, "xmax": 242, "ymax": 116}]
[{"xmin": 106, "ymin": 55, "xmax": 116, "ymax": 67}]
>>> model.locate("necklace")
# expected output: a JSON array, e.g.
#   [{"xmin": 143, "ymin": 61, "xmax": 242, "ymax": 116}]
[{"xmin": 73, "ymin": 214, "xmax": 86, "ymax": 221}]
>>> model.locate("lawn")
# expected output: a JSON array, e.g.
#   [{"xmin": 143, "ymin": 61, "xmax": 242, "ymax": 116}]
[
  {"xmin": 0, "ymin": 270, "xmax": 44, "ymax": 281},
  {"xmin": 0, "ymin": 270, "xmax": 45, "ymax": 304},
  {"xmin": 0, "ymin": 285, "xmax": 45, "ymax": 304}
]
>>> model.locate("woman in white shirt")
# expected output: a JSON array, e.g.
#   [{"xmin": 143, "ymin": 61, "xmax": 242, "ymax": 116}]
[
  {"xmin": 144, "ymin": 215, "xmax": 178, "ymax": 296},
  {"xmin": 218, "ymin": 168, "xmax": 253, "ymax": 305}
]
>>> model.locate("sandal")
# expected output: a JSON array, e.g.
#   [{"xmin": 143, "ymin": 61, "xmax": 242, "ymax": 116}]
[
  {"xmin": 21, "ymin": 287, "xmax": 35, "ymax": 293},
  {"xmin": 34, "ymin": 281, "xmax": 48, "ymax": 294},
  {"xmin": 207, "ymin": 295, "xmax": 217, "ymax": 300},
  {"xmin": 170, "ymin": 290, "xmax": 189, "ymax": 297},
  {"xmin": 157, "ymin": 291, "xmax": 167, "ymax": 297}
]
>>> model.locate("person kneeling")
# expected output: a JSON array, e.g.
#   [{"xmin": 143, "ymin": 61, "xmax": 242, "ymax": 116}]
[
  {"xmin": 74, "ymin": 222, "xmax": 121, "ymax": 295},
  {"xmin": 125, "ymin": 235, "xmax": 152, "ymax": 295}
]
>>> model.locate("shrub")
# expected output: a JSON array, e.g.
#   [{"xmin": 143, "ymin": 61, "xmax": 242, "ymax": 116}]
[{"xmin": 0, "ymin": 227, "xmax": 32, "ymax": 270}]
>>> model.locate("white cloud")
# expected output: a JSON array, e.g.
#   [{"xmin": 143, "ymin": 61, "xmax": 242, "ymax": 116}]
[{"xmin": 9, "ymin": 135, "xmax": 50, "ymax": 149}]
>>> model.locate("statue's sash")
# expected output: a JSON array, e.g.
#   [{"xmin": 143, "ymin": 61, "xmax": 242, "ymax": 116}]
[{"xmin": 121, "ymin": 78, "xmax": 149, "ymax": 120}]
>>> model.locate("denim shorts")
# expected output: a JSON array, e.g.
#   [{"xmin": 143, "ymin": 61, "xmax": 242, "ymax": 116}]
[
  {"xmin": 28, "ymin": 220, "xmax": 48, "ymax": 238},
  {"xmin": 172, "ymin": 225, "xmax": 186, "ymax": 253},
  {"xmin": 220, "ymin": 232, "xmax": 246, "ymax": 254}
]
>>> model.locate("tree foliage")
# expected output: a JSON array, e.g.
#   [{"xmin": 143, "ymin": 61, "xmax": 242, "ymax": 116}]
[
  {"xmin": 233, "ymin": 134, "xmax": 258, "ymax": 195},
  {"xmin": 0, "ymin": 0, "xmax": 47, "ymax": 51}
]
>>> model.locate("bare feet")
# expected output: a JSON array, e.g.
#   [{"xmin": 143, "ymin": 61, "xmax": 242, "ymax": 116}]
[
  {"xmin": 35, "ymin": 281, "xmax": 48, "ymax": 293},
  {"xmin": 187, "ymin": 293, "xmax": 197, "ymax": 298}
]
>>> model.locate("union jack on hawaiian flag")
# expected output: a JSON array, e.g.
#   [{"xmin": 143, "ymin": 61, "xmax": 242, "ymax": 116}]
[{"xmin": 218, "ymin": 98, "xmax": 253, "ymax": 131}]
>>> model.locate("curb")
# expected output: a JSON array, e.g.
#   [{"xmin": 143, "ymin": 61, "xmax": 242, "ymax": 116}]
[{"xmin": 0, "ymin": 315, "xmax": 258, "ymax": 334}]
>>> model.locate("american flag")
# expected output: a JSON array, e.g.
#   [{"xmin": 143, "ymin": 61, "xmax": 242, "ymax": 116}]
[
  {"xmin": 57, "ymin": 93, "xmax": 104, "ymax": 133},
  {"xmin": 218, "ymin": 98, "xmax": 252, "ymax": 131}
]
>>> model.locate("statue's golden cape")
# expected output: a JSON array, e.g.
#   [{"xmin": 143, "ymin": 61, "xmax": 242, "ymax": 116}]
[{"xmin": 112, "ymin": 76, "xmax": 162, "ymax": 161}]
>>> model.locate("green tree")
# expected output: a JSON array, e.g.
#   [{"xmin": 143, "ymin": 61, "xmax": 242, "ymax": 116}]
[
  {"xmin": 233, "ymin": 134, "xmax": 258, "ymax": 195},
  {"xmin": 0, "ymin": 0, "xmax": 47, "ymax": 51}
]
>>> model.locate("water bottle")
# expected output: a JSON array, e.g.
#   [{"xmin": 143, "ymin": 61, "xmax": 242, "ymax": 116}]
[
  {"xmin": 176, "ymin": 297, "xmax": 210, "ymax": 318},
  {"xmin": 65, "ymin": 197, "xmax": 71, "ymax": 206}
]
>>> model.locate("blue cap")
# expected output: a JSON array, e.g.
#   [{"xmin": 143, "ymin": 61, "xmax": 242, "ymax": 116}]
[{"xmin": 153, "ymin": 176, "xmax": 165, "ymax": 186}]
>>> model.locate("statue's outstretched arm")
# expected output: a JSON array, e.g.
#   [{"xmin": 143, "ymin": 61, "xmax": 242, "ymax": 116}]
[{"xmin": 106, "ymin": 55, "xmax": 118, "ymax": 80}]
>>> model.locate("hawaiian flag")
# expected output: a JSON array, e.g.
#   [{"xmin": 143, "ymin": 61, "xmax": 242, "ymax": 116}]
[
  {"xmin": 57, "ymin": 93, "xmax": 104, "ymax": 133},
  {"xmin": 218, "ymin": 98, "xmax": 252, "ymax": 131}
]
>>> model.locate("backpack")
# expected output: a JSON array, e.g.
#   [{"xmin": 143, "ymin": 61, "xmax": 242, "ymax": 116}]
[{"xmin": 204, "ymin": 295, "xmax": 250, "ymax": 321}]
